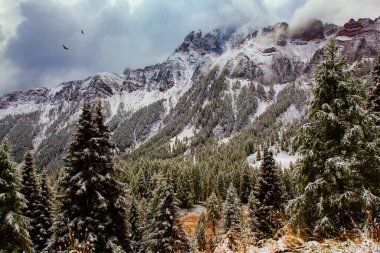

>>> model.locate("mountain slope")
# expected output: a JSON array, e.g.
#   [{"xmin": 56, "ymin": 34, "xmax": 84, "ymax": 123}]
[{"xmin": 0, "ymin": 17, "xmax": 379, "ymax": 169}]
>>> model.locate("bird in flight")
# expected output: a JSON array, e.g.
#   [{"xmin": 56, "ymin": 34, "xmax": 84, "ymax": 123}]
[
  {"xmin": 81, "ymin": 29, "xmax": 84, "ymax": 35},
  {"xmin": 63, "ymin": 45, "xmax": 69, "ymax": 50}
]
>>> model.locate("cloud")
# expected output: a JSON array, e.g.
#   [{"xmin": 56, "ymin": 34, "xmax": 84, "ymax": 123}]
[
  {"xmin": 290, "ymin": 0, "xmax": 380, "ymax": 27},
  {"xmin": 0, "ymin": 0, "xmax": 378, "ymax": 95}
]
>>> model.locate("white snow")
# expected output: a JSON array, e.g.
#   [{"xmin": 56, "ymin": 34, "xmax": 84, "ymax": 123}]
[
  {"xmin": 277, "ymin": 104, "xmax": 303, "ymax": 124},
  {"xmin": 247, "ymin": 150, "xmax": 300, "ymax": 169}
]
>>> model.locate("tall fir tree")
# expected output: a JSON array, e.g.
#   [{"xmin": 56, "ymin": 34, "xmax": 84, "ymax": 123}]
[
  {"xmin": 288, "ymin": 40, "xmax": 380, "ymax": 237},
  {"xmin": 128, "ymin": 197, "xmax": 143, "ymax": 253},
  {"xmin": 21, "ymin": 151, "xmax": 41, "ymax": 251},
  {"xmin": 0, "ymin": 140, "xmax": 33, "ymax": 252},
  {"xmin": 222, "ymin": 184, "xmax": 241, "ymax": 233},
  {"xmin": 249, "ymin": 150, "xmax": 284, "ymax": 239},
  {"xmin": 206, "ymin": 191, "xmax": 222, "ymax": 236},
  {"xmin": 36, "ymin": 173, "xmax": 53, "ymax": 252},
  {"xmin": 367, "ymin": 53, "xmax": 380, "ymax": 116},
  {"xmin": 146, "ymin": 172, "xmax": 190, "ymax": 253},
  {"xmin": 50, "ymin": 101, "xmax": 130, "ymax": 252},
  {"xmin": 195, "ymin": 212, "xmax": 206, "ymax": 251}
]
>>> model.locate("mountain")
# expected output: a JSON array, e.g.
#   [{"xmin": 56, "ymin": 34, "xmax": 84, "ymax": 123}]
[{"xmin": 0, "ymin": 17, "xmax": 379, "ymax": 169}]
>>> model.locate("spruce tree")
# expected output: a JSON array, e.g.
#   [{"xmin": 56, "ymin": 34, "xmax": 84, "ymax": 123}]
[
  {"xmin": 21, "ymin": 150, "xmax": 41, "ymax": 251},
  {"xmin": 36, "ymin": 173, "xmax": 53, "ymax": 252},
  {"xmin": 195, "ymin": 212, "xmax": 206, "ymax": 251},
  {"xmin": 0, "ymin": 140, "xmax": 33, "ymax": 252},
  {"xmin": 50, "ymin": 102, "xmax": 130, "ymax": 252},
  {"xmin": 146, "ymin": 173, "xmax": 190, "ymax": 253},
  {"xmin": 250, "ymin": 150, "xmax": 284, "ymax": 239},
  {"xmin": 239, "ymin": 165, "xmax": 252, "ymax": 204},
  {"xmin": 206, "ymin": 191, "xmax": 222, "ymax": 236},
  {"xmin": 176, "ymin": 168, "xmax": 194, "ymax": 208},
  {"xmin": 288, "ymin": 40, "xmax": 380, "ymax": 237},
  {"xmin": 128, "ymin": 197, "xmax": 143, "ymax": 253},
  {"xmin": 367, "ymin": 53, "xmax": 380, "ymax": 115},
  {"xmin": 222, "ymin": 184, "xmax": 241, "ymax": 233}
]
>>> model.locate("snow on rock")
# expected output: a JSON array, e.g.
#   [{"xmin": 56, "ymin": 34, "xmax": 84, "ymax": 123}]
[{"xmin": 277, "ymin": 104, "xmax": 303, "ymax": 124}]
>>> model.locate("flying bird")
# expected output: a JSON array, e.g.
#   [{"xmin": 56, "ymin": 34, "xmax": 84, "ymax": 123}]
[
  {"xmin": 63, "ymin": 45, "xmax": 69, "ymax": 50},
  {"xmin": 81, "ymin": 29, "xmax": 84, "ymax": 35}
]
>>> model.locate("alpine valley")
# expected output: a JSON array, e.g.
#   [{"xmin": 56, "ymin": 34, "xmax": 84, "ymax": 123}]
[
  {"xmin": 2, "ymin": 14, "xmax": 380, "ymax": 253},
  {"xmin": 1, "ymin": 17, "xmax": 379, "ymax": 170}
]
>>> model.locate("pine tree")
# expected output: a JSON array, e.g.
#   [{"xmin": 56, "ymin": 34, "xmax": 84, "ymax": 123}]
[
  {"xmin": 195, "ymin": 212, "xmax": 206, "ymax": 251},
  {"xmin": 288, "ymin": 40, "xmax": 380, "ymax": 237},
  {"xmin": 35, "ymin": 173, "xmax": 53, "ymax": 252},
  {"xmin": 0, "ymin": 140, "xmax": 33, "ymax": 252},
  {"xmin": 50, "ymin": 102, "xmax": 130, "ymax": 252},
  {"xmin": 176, "ymin": 168, "xmax": 194, "ymax": 208},
  {"xmin": 250, "ymin": 150, "xmax": 284, "ymax": 239},
  {"xmin": 206, "ymin": 192, "xmax": 222, "ymax": 236},
  {"xmin": 21, "ymin": 150, "xmax": 41, "ymax": 251},
  {"xmin": 146, "ymin": 173, "xmax": 190, "ymax": 253},
  {"xmin": 128, "ymin": 197, "xmax": 143, "ymax": 253},
  {"xmin": 239, "ymin": 165, "xmax": 252, "ymax": 204},
  {"xmin": 367, "ymin": 53, "xmax": 380, "ymax": 115},
  {"xmin": 222, "ymin": 184, "xmax": 241, "ymax": 233}
]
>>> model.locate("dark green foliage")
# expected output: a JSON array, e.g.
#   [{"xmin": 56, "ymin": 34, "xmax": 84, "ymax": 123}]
[
  {"xmin": 112, "ymin": 100, "xmax": 165, "ymax": 151},
  {"xmin": 367, "ymin": 54, "xmax": 380, "ymax": 115},
  {"xmin": 36, "ymin": 173, "xmax": 53, "ymax": 252},
  {"xmin": 128, "ymin": 198, "xmax": 143, "ymax": 253},
  {"xmin": 50, "ymin": 102, "xmax": 130, "ymax": 252},
  {"xmin": 289, "ymin": 40, "xmax": 380, "ymax": 238},
  {"xmin": 236, "ymin": 83, "xmax": 258, "ymax": 130},
  {"xmin": 176, "ymin": 168, "xmax": 194, "ymax": 208},
  {"xmin": 0, "ymin": 112, "xmax": 40, "ymax": 162},
  {"xmin": 195, "ymin": 212, "xmax": 206, "ymax": 251},
  {"xmin": 0, "ymin": 140, "xmax": 33, "ymax": 252},
  {"xmin": 222, "ymin": 184, "xmax": 241, "ymax": 233},
  {"xmin": 146, "ymin": 173, "xmax": 190, "ymax": 253},
  {"xmin": 21, "ymin": 151, "xmax": 43, "ymax": 251},
  {"xmin": 206, "ymin": 192, "xmax": 222, "ymax": 236},
  {"xmin": 250, "ymin": 151, "xmax": 284, "ymax": 239}
]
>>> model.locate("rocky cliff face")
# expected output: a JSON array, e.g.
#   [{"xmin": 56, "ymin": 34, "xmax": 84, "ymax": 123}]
[{"xmin": 0, "ymin": 17, "xmax": 379, "ymax": 168}]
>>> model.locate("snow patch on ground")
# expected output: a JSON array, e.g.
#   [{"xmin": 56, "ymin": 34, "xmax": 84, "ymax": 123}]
[
  {"xmin": 247, "ymin": 150, "xmax": 300, "ymax": 169},
  {"xmin": 277, "ymin": 104, "xmax": 303, "ymax": 124}
]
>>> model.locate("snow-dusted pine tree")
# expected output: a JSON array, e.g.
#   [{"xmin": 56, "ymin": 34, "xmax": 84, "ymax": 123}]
[
  {"xmin": 0, "ymin": 140, "xmax": 33, "ymax": 252},
  {"xmin": 50, "ymin": 102, "xmax": 130, "ymax": 252},
  {"xmin": 195, "ymin": 212, "xmax": 206, "ymax": 251},
  {"xmin": 288, "ymin": 40, "xmax": 380, "ymax": 238},
  {"xmin": 21, "ymin": 150, "xmax": 41, "ymax": 251},
  {"xmin": 36, "ymin": 173, "xmax": 53, "ymax": 252},
  {"xmin": 367, "ymin": 53, "xmax": 380, "ymax": 116},
  {"xmin": 206, "ymin": 191, "xmax": 222, "ymax": 236},
  {"xmin": 222, "ymin": 184, "xmax": 241, "ymax": 233},
  {"xmin": 250, "ymin": 150, "xmax": 284, "ymax": 239},
  {"xmin": 146, "ymin": 173, "xmax": 190, "ymax": 253},
  {"xmin": 128, "ymin": 197, "xmax": 143, "ymax": 253}
]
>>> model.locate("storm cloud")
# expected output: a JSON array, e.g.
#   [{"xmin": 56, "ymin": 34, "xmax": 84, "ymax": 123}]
[{"xmin": 0, "ymin": 0, "xmax": 379, "ymax": 94}]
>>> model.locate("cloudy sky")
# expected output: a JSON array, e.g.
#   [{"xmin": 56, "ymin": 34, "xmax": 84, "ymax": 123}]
[{"xmin": 0, "ymin": 0, "xmax": 379, "ymax": 95}]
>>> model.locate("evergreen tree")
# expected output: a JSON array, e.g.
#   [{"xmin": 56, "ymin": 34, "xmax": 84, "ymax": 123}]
[
  {"xmin": 239, "ymin": 166, "xmax": 252, "ymax": 204},
  {"xmin": 195, "ymin": 212, "xmax": 206, "ymax": 251},
  {"xmin": 146, "ymin": 173, "xmax": 190, "ymax": 253},
  {"xmin": 289, "ymin": 40, "xmax": 380, "ymax": 237},
  {"xmin": 128, "ymin": 197, "xmax": 143, "ymax": 253},
  {"xmin": 176, "ymin": 168, "xmax": 194, "ymax": 208},
  {"xmin": 21, "ymin": 150, "xmax": 41, "ymax": 251},
  {"xmin": 206, "ymin": 192, "xmax": 222, "ymax": 236},
  {"xmin": 50, "ymin": 102, "xmax": 130, "ymax": 252},
  {"xmin": 250, "ymin": 150, "xmax": 284, "ymax": 239},
  {"xmin": 0, "ymin": 140, "xmax": 33, "ymax": 252},
  {"xmin": 36, "ymin": 173, "xmax": 53, "ymax": 252},
  {"xmin": 367, "ymin": 53, "xmax": 380, "ymax": 116},
  {"xmin": 222, "ymin": 184, "xmax": 241, "ymax": 233}
]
